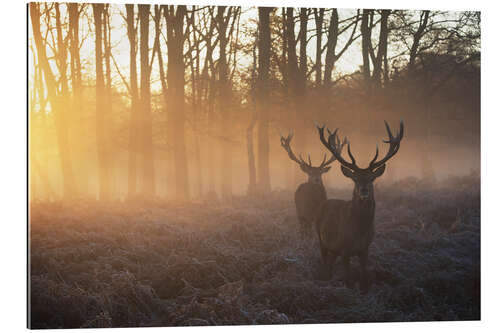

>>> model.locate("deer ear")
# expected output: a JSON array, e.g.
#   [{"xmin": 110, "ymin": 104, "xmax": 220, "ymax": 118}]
[
  {"xmin": 372, "ymin": 164, "xmax": 386, "ymax": 178},
  {"xmin": 341, "ymin": 165, "xmax": 355, "ymax": 179},
  {"xmin": 321, "ymin": 166, "xmax": 331, "ymax": 173}
]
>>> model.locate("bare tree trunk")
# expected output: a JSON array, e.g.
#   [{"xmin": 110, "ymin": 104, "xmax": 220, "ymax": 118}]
[
  {"xmin": 126, "ymin": 4, "xmax": 139, "ymax": 198},
  {"xmin": 299, "ymin": 8, "xmax": 308, "ymax": 80},
  {"xmin": 280, "ymin": 8, "xmax": 293, "ymax": 189},
  {"xmin": 409, "ymin": 10, "xmax": 430, "ymax": 74},
  {"xmin": 34, "ymin": 58, "xmax": 53, "ymax": 199},
  {"xmin": 187, "ymin": 9, "xmax": 203, "ymax": 197},
  {"xmin": 324, "ymin": 9, "xmax": 339, "ymax": 86},
  {"xmin": 139, "ymin": 4, "xmax": 155, "ymax": 197},
  {"xmin": 92, "ymin": 3, "xmax": 110, "ymax": 201},
  {"xmin": 314, "ymin": 8, "xmax": 325, "ymax": 87},
  {"xmin": 361, "ymin": 9, "xmax": 372, "ymax": 87},
  {"xmin": 372, "ymin": 10, "xmax": 390, "ymax": 87},
  {"xmin": 207, "ymin": 71, "xmax": 216, "ymax": 194},
  {"xmin": 68, "ymin": 3, "xmax": 87, "ymax": 197},
  {"xmin": 29, "ymin": 65, "xmax": 37, "ymax": 201},
  {"xmin": 30, "ymin": 3, "xmax": 77, "ymax": 199},
  {"xmin": 285, "ymin": 8, "xmax": 307, "ymax": 186},
  {"xmin": 103, "ymin": 4, "xmax": 116, "ymax": 198},
  {"xmin": 247, "ymin": 27, "xmax": 258, "ymax": 195},
  {"xmin": 154, "ymin": 5, "xmax": 169, "ymax": 197},
  {"xmin": 165, "ymin": 5, "xmax": 189, "ymax": 199},
  {"xmin": 202, "ymin": 11, "xmax": 217, "ymax": 195},
  {"xmin": 217, "ymin": 6, "xmax": 233, "ymax": 198},
  {"xmin": 257, "ymin": 7, "xmax": 272, "ymax": 193}
]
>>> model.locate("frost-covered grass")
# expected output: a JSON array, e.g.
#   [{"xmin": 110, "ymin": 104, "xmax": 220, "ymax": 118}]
[{"xmin": 29, "ymin": 174, "xmax": 480, "ymax": 328}]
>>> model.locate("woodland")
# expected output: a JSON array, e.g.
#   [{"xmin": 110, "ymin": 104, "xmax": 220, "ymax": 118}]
[{"xmin": 28, "ymin": 3, "xmax": 480, "ymax": 328}]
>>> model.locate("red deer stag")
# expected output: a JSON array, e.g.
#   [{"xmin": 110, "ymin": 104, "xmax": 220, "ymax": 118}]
[
  {"xmin": 280, "ymin": 132, "xmax": 346, "ymax": 236},
  {"xmin": 315, "ymin": 121, "xmax": 404, "ymax": 291}
]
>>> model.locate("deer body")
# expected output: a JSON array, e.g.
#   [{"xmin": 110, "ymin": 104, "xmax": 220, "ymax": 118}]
[
  {"xmin": 316, "ymin": 121, "xmax": 403, "ymax": 291},
  {"xmin": 295, "ymin": 182, "xmax": 327, "ymax": 234},
  {"xmin": 316, "ymin": 195, "xmax": 375, "ymax": 257},
  {"xmin": 280, "ymin": 132, "xmax": 346, "ymax": 236}
]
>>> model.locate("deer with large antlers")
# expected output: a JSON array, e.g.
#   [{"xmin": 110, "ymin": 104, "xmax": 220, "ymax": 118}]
[
  {"xmin": 315, "ymin": 121, "xmax": 404, "ymax": 291},
  {"xmin": 280, "ymin": 132, "xmax": 346, "ymax": 236}
]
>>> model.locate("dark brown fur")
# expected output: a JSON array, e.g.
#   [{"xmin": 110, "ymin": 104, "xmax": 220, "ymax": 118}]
[
  {"xmin": 315, "ymin": 187, "xmax": 376, "ymax": 290},
  {"xmin": 280, "ymin": 132, "xmax": 345, "ymax": 236},
  {"xmin": 315, "ymin": 121, "xmax": 403, "ymax": 291},
  {"xmin": 295, "ymin": 182, "xmax": 327, "ymax": 235}
]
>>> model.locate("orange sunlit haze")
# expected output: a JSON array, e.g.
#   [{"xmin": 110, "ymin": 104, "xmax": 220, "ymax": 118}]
[{"xmin": 28, "ymin": 4, "xmax": 480, "ymax": 328}]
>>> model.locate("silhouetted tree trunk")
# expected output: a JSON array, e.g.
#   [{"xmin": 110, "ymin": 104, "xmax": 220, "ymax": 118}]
[
  {"xmin": 206, "ymin": 56, "xmax": 217, "ymax": 195},
  {"xmin": 323, "ymin": 10, "xmax": 359, "ymax": 86},
  {"xmin": 324, "ymin": 9, "xmax": 339, "ymax": 87},
  {"xmin": 68, "ymin": 3, "xmax": 88, "ymax": 196},
  {"xmin": 165, "ymin": 5, "xmax": 189, "ymax": 199},
  {"xmin": 299, "ymin": 8, "xmax": 308, "ymax": 80},
  {"xmin": 216, "ymin": 6, "xmax": 233, "ymax": 197},
  {"xmin": 361, "ymin": 9, "xmax": 372, "ymax": 86},
  {"xmin": 32, "ymin": 52, "xmax": 53, "ymax": 199},
  {"xmin": 153, "ymin": 5, "xmax": 168, "ymax": 197},
  {"xmin": 30, "ymin": 3, "xmax": 77, "ymax": 199},
  {"xmin": 257, "ymin": 7, "xmax": 272, "ymax": 193},
  {"xmin": 246, "ymin": 25, "xmax": 258, "ymax": 195},
  {"xmin": 92, "ymin": 3, "xmax": 111, "ymax": 201},
  {"xmin": 126, "ymin": 4, "xmax": 139, "ymax": 198},
  {"xmin": 139, "ymin": 4, "xmax": 155, "ymax": 197},
  {"xmin": 314, "ymin": 8, "xmax": 325, "ymax": 86},
  {"xmin": 372, "ymin": 10, "xmax": 390, "ymax": 87},
  {"xmin": 103, "ymin": 4, "xmax": 117, "ymax": 198},
  {"xmin": 279, "ymin": 8, "xmax": 293, "ymax": 189},
  {"xmin": 154, "ymin": 5, "xmax": 170, "ymax": 197},
  {"xmin": 408, "ymin": 10, "xmax": 430, "ymax": 74},
  {"xmin": 199, "ymin": 8, "xmax": 217, "ymax": 195},
  {"xmin": 285, "ymin": 8, "xmax": 306, "ymax": 186},
  {"xmin": 186, "ymin": 8, "xmax": 203, "ymax": 197},
  {"xmin": 29, "ymin": 55, "xmax": 37, "ymax": 201}
]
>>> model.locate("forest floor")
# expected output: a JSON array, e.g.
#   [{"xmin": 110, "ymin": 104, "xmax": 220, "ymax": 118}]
[{"xmin": 29, "ymin": 174, "xmax": 480, "ymax": 328}]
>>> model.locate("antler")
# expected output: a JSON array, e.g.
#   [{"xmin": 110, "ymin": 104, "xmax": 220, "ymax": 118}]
[
  {"xmin": 368, "ymin": 120, "xmax": 404, "ymax": 170},
  {"xmin": 280, "ymin": 132, "xmax": 310, "ymax": 169},
  {"xmin": 316, "ymin": 125, "xmax": 357, "ymax": 171},
  {"xmin": 281, "ymin": 131, "xmax": 342, "ymax": 170},
  {"xmin": 318, "ymin": 136, "xmax": 348, "ymax": 168}
]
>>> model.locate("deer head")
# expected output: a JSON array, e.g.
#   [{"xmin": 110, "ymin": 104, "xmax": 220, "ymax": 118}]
[
  {"xmin": 280, "ymin": 132, "xmax": 347, "ymax": 186},
  {"xmin": 317, "ymin": 121, "xmax": 404, "ymax": 201}
]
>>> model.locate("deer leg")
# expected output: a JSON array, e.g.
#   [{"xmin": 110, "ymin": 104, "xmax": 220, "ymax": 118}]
[
  {"xmin": 358, "ymin": 250, "xmax": 371, "ymax": 293},
  {"xmin": 328, "ymin": 252, "xmax": 338, "ymax": 279},
  {"xmin": 319, "ymin": 245, "xmax": 333, "ymax": 280},
  {"xmin": 342, "ymin": 255, "xmax": 354, "ymax": 288},
  {"xmin": 298, "ymin": 216, "xmax": 308, "ymax": 237}
]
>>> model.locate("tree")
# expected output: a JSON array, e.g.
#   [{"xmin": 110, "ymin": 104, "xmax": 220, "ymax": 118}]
[
  {"xmin": 285, "ymin": 8, "xmax": 307, "ymax": 185},
  {"xmin": 164, "ymin": 5, "xmax": 189, "ymax": 199},
  {"xmin": 125, "ymin": 4, "xmax": 140, "ymax": 198},
  {"xmin": 92, "ymin": 3, "xmax": 111, "ymax": 200},
  {"xmin": 215, "ymin": 6, "xmax": 235, "ymax": 197},
  {"xmin": 391, "ymin": 10, "xmax": 480, "ymax": 182},
  {"xmin": 361, "ymin": 10, "xmax": 391, "ymax": 90},
  {"xmin": 139, "ymin": 4, "xmax": 155, "ymax": 197},
  {"xmin": 257, "ymin": 7, "xmax": 272, "ymax": 193},
  {"xmin": 323, "ymin": 10, "xmax": 360, "ymax": 85},
  {"xmin": 68, "ymin": 3, "xmax": 88, "ymax": 195},
  {"xmin": 313, "ymin": 8, "xmax": 325, "ymax": 86},
  {"xmin": 246, "ymin": 35, "xmax": 258, "ymax": 195},
  {"xmin": 30, "ymin": 3, "xmax": 77, "ymax": 198}
]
